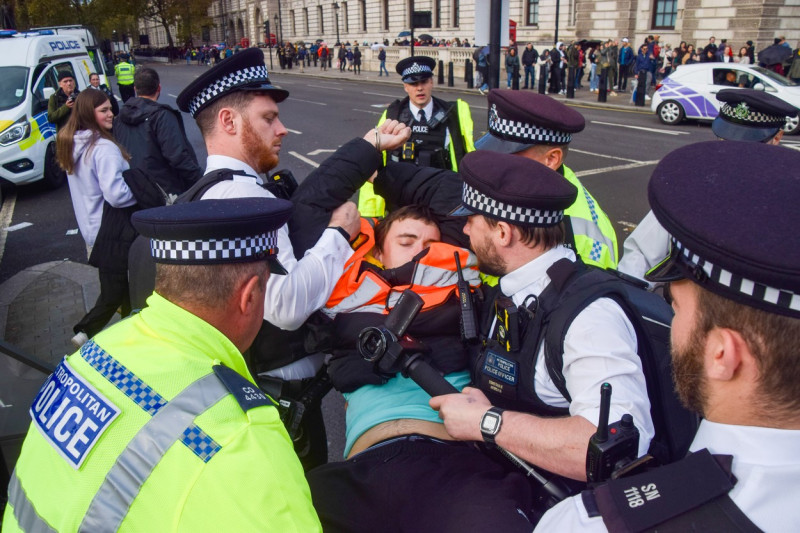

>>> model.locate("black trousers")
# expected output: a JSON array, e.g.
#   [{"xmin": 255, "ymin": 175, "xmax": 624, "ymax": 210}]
[
  {"xmin": 118, "ymin": 84, "xmax": 135, "ymax": 103},
  {"xmin": 74, "ymin": 270, "xmax": 131, "ymax": 338},
  {"xmin": 306, "ymin": 436, "xmax": 535, "ymax": 533}
]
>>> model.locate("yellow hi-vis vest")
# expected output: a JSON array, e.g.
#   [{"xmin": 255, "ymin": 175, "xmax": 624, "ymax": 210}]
[
  {"xmin": 115, "ymin": 62, "xmax": 134, "ymax": 86},
  {"xmin": 3, "ymin": 292, "xmax": 320, "ymax": 533},
  {"xmin": 358, "ymin": 98, "xmax": 475, "ymax": 218},
  {"xmin": 561, "ymin": 164, "xmax": 618, "ymax": 270}
]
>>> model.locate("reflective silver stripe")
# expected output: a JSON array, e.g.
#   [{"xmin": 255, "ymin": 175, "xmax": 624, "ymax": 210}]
[
  {"xmin": 7, "ymin": 470, "xmax": 58, "ymax": 533},
  {"xmin": 570, "ymin": 217, "xmax": 617, "ymax": 263},
  {"xmin": 79, "ymin": 373, "xmax": 229, "ymax": 532}
]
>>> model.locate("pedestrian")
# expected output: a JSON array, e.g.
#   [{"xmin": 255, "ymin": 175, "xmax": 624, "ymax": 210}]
[
  {"xmin": 378, "ymin": 47, "xmax": 388, "ymax": 76},
  {"xmin": 702, "ymin": 36, "xmax": 718, "ymax": 62},
  {"xmin": 353, "ymin": 46, "xmax": 361, "ymax": 75},
  {"xmin": 114, "ymin": 54, "xmax": 136, "ymax": 102},
  {"xmin": 474, "ymin": 46, "xmax": 490, "ymax": 94},
  {"xmin": 358, "ymin": 56, "xmax": 476, "ymax": 216},
  {"xmin": 346, "ymin": 47, "xmax": 354, "ymax": 71},
  {"xmin": 3, "ymin": 197, "xmax": 322, "ymax": 531},
  {"xmin": 113, "ymin": 67, "xmax": 202, "ymax": 199},
  {"xmin": 87, "ymin": 72, "xmax": 119, "ymax": 116},
  {"xmin": 319, "ymin": 43, "xmax": 329, "ymax": 70},
  {"xmin": 588, "ymin": 46, "xmax": 599, "ymax": 92},
  {"xmin": 738, "ymin": 46, "xmax": 752, "ymax": 64},
  {"xmin": 185, "ymin": 48, "xmax": 191, "ymax": 65},
  {"xmin": 550, "ymin": 42, "xmax": 565, "ymax": 94},
  {"xmin": 536, "ymin": 140, "xmax": 800, "ymax": 532},
  {"xmin": 521, "ymin": 42, "xmax": 538, "ymax": 89},
  {"xmin": 338, "ymin": 44, "xmax": 347, "ymax": 72},
  {"xmin": 618, "ymin": 38, "xmax": 634, "ymax": 91},
  {"xmin": 505, "ymin": 47, "xmax": 520, "ymax": 88},
  {"xmin": 788, "ymin": 44, "xmax": 800, "ymax": 83},
  {"xmin": 55, "ymin": 90, "xmax": 136, "ymax": 347},
  {"xmin": 48, "ymin": 71, "xmax": 79, "ymax": 133}
]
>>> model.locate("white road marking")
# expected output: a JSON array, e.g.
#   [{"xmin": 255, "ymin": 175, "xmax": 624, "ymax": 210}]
[
  {"xmin": 290, "ymin": 98, "xmax": 326, "ymax": 106},
  {"xmin": 371, "ymin": 104, "xmax": 387, "ymax": 108},
  {"xmin": 0, "ymin": 190, "xmax": 17, "ymax": 265},
  {"xmin": 168, "ymin": 93, "xmax": 178, "ymax": 98},
  {"xmin": 354, "ymin": 109, "xmax": 382, "ymax": 115},
  {"xmin": 286, "ymin": 128, "xmax": 302, "ymax": 135},
  {"xmin": 363, "ymin": 91, "xmax": 400, "ymax": 98},
  {"xmin": 307, "ymin": 149, "xmax": 336, "ymax": 156},
  {"xmin": 574, "ymin": 160, "xmax": 659, "ymax": 177},
  {"xmin": 289, "ymin": 151, "xmax": 320, "ymax": 168},
  {"xmin": 591, "ymin": 120, "xmax": 690, "ymax": 135},
  {"xmin": 618, "ymin": 220, "xmax": 638, "ymax": 229},
  {"xmin": 570, "ymin": 149, "xmax": 640, "ymax": 163},
  {"xmin": 309, "ymin": 84, "xmax": 343, "ymax": 90},
  {"xmin": 6, "ymin": 222, "xmax": 32, "ymax": 232}
]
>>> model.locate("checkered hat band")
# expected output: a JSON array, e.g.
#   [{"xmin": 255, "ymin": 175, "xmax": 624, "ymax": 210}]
[
  {"xmin": 189, "ymin": 65, "xmax": 270, "ymax": 116},
  {"xmin": 150, "ymin": 232, "xmax": 278, "ymax": 263},
  {"xmin": 719, "ymin": 102, "xmax": 784, "ymax": 127},
  {"xmin": 673, "ymin": 238, "xmax": 800, "ymax": 313},
  {"xmin": 462, "ymin": 182, "xmax": 563, "ymax": 226},
  {"xmin": 489, "ymin": 104, "xmax": 572, "ymax": 144},
  {"xmin": 402, "ymin": 62, "xmax": 432, "ymax": 78}
]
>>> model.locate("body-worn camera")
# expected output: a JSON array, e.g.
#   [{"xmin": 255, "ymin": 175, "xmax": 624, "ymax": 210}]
[{"xmin": 586, "ymin": 383, "xmax": 642, "ymax": 484}]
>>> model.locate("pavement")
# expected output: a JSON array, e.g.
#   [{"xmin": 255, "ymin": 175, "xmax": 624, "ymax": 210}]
[{"xmin": 0, "ymin": 59, "xmax": 650, "ymax": 370}]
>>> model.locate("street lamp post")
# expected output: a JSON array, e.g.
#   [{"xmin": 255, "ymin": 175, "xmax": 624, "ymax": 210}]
[
  {"xmin": 333, "ymin": 2, "xmax": 340, "ymax": 47},
  {"xmin": 274, "ymin": 14, "xmax": 281, "ymax": 45}
]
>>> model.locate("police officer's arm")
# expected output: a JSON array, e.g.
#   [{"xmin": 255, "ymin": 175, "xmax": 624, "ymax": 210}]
[
  {"xmin": 151, "ymin": 110, "xmax": 203, "ymax": 185},
  {"xmin": 177, "ymin": 406, "xmax": 321, "ymax": 532},
  {"xmin": 432, "ymin": 299, "xmax": 652, "ymax": 482},
  {"xmin": 457, "ymin": 100, "xmax": 476, "ymax": 153},
  {"xmin": 373, "ymin": 162, "xmax": 469, "ymax": 249},
  {"xmin": 617, "ymin": 210, "xmax": 670, "ymax": 285}
]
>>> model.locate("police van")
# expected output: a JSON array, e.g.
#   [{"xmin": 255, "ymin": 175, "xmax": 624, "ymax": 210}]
[{"xmin": 0, "ymin": 30, "xmax": 97, "ymax": 189}]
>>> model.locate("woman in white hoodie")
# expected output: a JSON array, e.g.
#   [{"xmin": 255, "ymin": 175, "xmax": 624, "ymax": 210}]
[{"xmin": 56, "ymin": 89, "xmax": 137, "ymax": 347}]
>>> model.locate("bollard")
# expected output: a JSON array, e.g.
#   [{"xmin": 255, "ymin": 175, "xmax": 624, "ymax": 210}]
[
  {"xmin": 466, "ymin": 60, "xmax": 474, "ymax": 88},
  {"xmin": 438, "ymin": 60, "xmax": 445, "ymax": 85},
  {"xmin": 538, "ymin": 64, "xmax": 547, "ymax": 94},
  {"xmin": 567, "ymin": 67, "xmax": 576, "ymax": 99},
  {"xmin": 598, "ymin": 67, "xmax": 608, "ymax": 103},
  {"xmin": 448, "ymin": 62, "xmax": 455, "ymax": 87},
  {"xmin": 634, "ymin": 70, "xmax": 647, "ymax": 107}
]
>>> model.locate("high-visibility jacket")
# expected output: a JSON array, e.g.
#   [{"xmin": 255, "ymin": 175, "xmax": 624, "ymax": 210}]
[
  {"xmin": 561, "ymin": 164, "xmax": 619, "ymax": 270},
  {"xmin": 114, "ymin": 61, "xmax": 135, "ymax": 86},
  {"xmin": 323, "ymin": 218, "xmax": 480, "ymax": 318},
  {"xmin": 4, "ymin": 292, "xmax": 320, "ymax": 533},
  {"xmin": 358, "ymin": 97, "xmax": 475, "ymax": 217}
]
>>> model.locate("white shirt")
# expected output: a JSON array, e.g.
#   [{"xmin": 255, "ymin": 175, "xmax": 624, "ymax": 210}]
[
  {"xmin": 535, "ymin": 420, "xmax": 800, "ymax": 532},
  {"xmin": 202, "ymin": 155, "xmax": 353, "ymax": 331},
  {"xmin": 498, "ymin": 246, "xmax": 654, "ymax": 457},
  {"xmin": 407, "ymin": 100, "xmax": 451, "ymax": 149},
  {"xmin": 617, "ymin": 210, "xmax": 671, "ymax": 287}
]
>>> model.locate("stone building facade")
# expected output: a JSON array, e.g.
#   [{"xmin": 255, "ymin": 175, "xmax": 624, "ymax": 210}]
[{"xmin": 138, "ymin": 0, "xmax": 800, "ymax": 56}]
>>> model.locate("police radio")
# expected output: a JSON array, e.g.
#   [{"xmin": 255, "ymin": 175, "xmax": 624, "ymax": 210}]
[
  {"xmin": 494, "ymin": 296, "xmax": 519, "ymax": 351},
  {"xmin": 265, "ymin": 168, "xmax": 298, "ymax": 200},
  {"xmin": 454, "ymin": 252, "xmax": 478, "ymax": 342},
  {"xmin": 586, "ymin": 383, "xmax": 642, "ymax": 484}
]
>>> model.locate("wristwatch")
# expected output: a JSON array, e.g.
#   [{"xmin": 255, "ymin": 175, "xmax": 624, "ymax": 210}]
[{"xmin": 480, "ymin": 407, "xmax": 505, "ymax": 445}]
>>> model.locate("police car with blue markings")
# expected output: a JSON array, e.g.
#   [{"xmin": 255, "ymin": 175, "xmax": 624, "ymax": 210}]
[
  {"xmin": 0, "ymin": 30, "xmax": 95, "ymax": 189},
  {"xmin": 652, "ymin": 63, "xmax": 800, "ymax": 134}
]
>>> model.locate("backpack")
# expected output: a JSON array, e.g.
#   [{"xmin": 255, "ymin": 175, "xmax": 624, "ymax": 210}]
[{"xmin": 531, "ymin": 259, "xmax": 698, "ymax": 466}]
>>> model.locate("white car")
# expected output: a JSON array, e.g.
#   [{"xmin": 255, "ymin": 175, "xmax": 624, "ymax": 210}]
[{"xmin": 651, "ymin": 63, "xmax": 800, "ymax": 134}]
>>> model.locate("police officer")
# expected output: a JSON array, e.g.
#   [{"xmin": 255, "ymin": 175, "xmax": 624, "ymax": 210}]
[
  {"xmin": 358, "ymin": 56, "xmax": 475, "ymax": 217},
  {"xmin": 618, "ymin": 89, "xmax": 799, "ymax": 283},
  {"xmin": 535, "ymin": 141, "xmax": 800, "ymax": 531},
  {"xmin": 472, "ymin": 89, "xmax": 618, "ymax": 269},
  {"xmin": 3, "ymin": 198, "xmax": 321, "ymax": 531},
  {"xmin": 114, "ymin": 54, "xmax": 136, "ymax": 103},
  {"xmin": 430, "ymin": 150, "xmax": 654, "ymax": 485}
]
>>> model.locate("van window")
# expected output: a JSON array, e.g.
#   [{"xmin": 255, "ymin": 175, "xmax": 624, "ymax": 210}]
[
  {"xmin": 31, "ymin": 65, "xmax": 62, "ymax": 116},
  {"xmin": 0, "ymin": 66, "xmax": 28, "ymax": 111}
]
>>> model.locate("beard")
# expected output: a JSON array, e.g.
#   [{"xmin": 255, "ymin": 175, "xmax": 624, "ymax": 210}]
[
  {"xmin": 472, "ymin": 233, "xmax": 506, "ymax": 278},
  {"xmin": 670, "ymin": 322, "xmax": 709, "ymax": 416},
  {"xmin": 241, "ymin": 117, "xmax": 280, "ymax": 174}
]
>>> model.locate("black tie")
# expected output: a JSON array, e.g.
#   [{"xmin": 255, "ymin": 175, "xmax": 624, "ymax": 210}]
[{"xmin": 418, "ymin": 110, "xmax": 427, "ymax": 124}]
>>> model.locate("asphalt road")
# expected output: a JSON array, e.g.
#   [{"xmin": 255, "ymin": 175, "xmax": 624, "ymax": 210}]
[{"xmin": 0, "ymin": 63, "xmax": 740, "ymax": 462}]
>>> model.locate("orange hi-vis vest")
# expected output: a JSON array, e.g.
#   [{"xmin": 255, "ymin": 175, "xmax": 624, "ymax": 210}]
[{"xmin": 323, "ymin": 218, "xmax": 481, "ymax": 318}]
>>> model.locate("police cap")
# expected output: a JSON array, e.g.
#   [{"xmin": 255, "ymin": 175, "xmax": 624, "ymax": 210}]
[
  {"xmin": 450, "ymin": 151, "xmax": 577, "ymax": 227},
  {"xmin": 475, "ymin": 90, "xmax": 586, "ymax": 153},
  {"xmin": 176, "ymin": 48, "xmax": 289, "ymax": 118},
  {"xmin": 131, "ymin": 198, "xmax": 291, "ymax": 274},
  {"xmin": 646, "ymin": 141, "xmax": 800, "ymax": 318},
  {"xmin": 712, "ymin": 89, "xmax": 798, "ymax": 143},
  {"xmin": 396, "ymin": 56, "xmax": 436, "ymax": 83}
]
